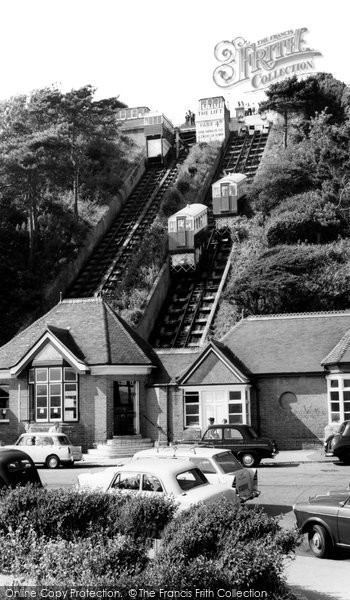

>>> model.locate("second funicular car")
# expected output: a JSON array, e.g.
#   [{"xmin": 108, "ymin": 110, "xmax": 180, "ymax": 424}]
[
  {"xmin": 132, "ymin": 446, "xmax": 260, "ymax": 502},
  {"xmin": 77, "ymin": 458, "xmax": 239, "ymax": 511}
]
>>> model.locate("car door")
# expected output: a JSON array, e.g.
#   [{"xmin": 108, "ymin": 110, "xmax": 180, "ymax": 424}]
[
  {"xmin": 337, "ymin": 497, "xmax": 350, "ymax": 547},
  {"xmin": 223, "ymin": 426, "xmax": 245, "ymax": 454}
]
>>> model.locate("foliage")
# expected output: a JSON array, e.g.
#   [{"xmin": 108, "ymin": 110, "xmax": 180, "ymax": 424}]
[
  {"xmin": 159, "ymin": 187, "xmax": 186, "ymax": 220},
  {"xmin": 0, "ymin": 491, "xmax": 299, "ymax": 597},
  {"xmin": 0, "ymin": 486, "xmax": 176, "ymax": 542},
  {"xmin": 260, "ymin": 73, "xmax": 346, "ymax": 124},
  {"xmin": 108, "ymin": 219, "xmax": 168, "ymax": 326},
  {"xmin": 226, "ymin": 241, "xmax": 350, "ymax": 315},
  {"xmin": 0, "ymin": 527, "xmax": 147, "ymax": 586},
  {"xmin": 266, "ymin": 191, "xmax": 347, "ymax": 246},
  {"xmin": 141, "ymin": 500, "xmax": 300, "ymax": 597},
  {"xmin": 0, "ymin": 85, "xmax": 137, "ymax": 345},
  {"xmin": 176, "ymin": 142, "xmax": 220, "ymax": 204}
]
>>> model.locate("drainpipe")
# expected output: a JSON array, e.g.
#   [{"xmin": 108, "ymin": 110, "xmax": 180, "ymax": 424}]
[{"xmin": 254, "ymin": 381, "xmax": 261, "ymax": 435}]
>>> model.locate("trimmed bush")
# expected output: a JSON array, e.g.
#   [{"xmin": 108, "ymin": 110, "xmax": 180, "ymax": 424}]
[{"xmin": 0, "ymin": 486, "xmax": 176, "ymax": 542}]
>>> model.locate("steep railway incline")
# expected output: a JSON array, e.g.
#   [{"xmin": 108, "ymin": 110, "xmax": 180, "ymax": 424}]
[
  {"xmin": 67, "ymin": 160, "xmax": 182, "ymax": 298},
  {"xmin": 151, "ymin": 130, "xmax": 269, "ymax": 349}
]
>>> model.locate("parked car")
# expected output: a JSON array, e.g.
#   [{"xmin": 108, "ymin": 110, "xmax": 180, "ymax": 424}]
[
  {"xmin": 77, "ymin": 458, "xmax": 239, "ymax": 511},
  {"xmin": 186, "ymin": 424, "xmax": 278, "ymax": 467},
  {"xmin": 324, "ymin": 421, "xmax": 350, "ymax": 464},
  {"xmin": 294, "ymin": 488, "xmax": 350, "ymax": 558},
  {"xmin": 0, "ymin": 448, "xmax": 42, "ymax": 488},
  {"xmin": 5, "ymin": 432, "xmax": 82, "ymax": 469},
  {"xmin": 132, "ymin": 446, "xmax": 260, "ymax": 502}
]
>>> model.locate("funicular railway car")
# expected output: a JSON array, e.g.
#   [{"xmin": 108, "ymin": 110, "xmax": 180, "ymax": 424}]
[
  {"xmin": 168, "ymin": 204, "xmax": 208, "ymax": 271},
  {"xmin": 144, "ymin": 113, "xmax": 174, "ymax": 163},
  {"xmin": 212, "ymin": 173, "xmax": 247, "ymax": 228}
]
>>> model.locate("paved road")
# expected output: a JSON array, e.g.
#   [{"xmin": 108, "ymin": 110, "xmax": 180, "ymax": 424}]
[{"xmin": 38, "ymin": 460, "xmax": 350, "ymax": 599}]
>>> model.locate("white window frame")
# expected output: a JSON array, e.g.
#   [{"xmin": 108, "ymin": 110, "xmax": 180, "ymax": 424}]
[
  {"xmin": 30, "ymin": 366, "xmax": 79, "ymax": 423},
  {"xmin": 182, "ymin": 385, "xmax": 251, "ymax": 429},
  {"xmin": 0, "ymin": 384, "xmax": 9, "ymax": 422},
  {"xmin": 326, "ymin": 375, "xmax": 350, "ymax": 423}
]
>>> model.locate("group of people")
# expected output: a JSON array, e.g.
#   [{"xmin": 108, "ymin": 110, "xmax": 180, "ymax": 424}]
[
  {"xmin": 208, "ymin": 417, "xmax": 227, "ymax": 426},
  {"xmin": 237, "ymin": 101, "xmax": 257, "ymax": 116},
  {"xmin": 185, "ymin": 110, "xmax": 195, "ymax": 125}
]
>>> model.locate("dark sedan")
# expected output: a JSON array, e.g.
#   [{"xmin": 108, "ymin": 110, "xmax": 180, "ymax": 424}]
[
  {"xmin": 325, "ymin": 421, "xmax": 350, "ymax": 464},
  {"xmin": 197, "ymin": 424, "xmax": 278, "ymax": 467},
  {"xmin": 0, "ymin": 448, "xmax": 42, "ymax": 488},
  {"xmin": 294, "ymin": 489, "xmax": 350, "ymax": 558}
]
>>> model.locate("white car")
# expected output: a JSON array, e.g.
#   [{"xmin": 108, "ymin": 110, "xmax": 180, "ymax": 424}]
[
  {"xmin": 132, "ymin": 446, "xmax": 260, "ymax": 502},
  {"xmin": 77, "ymin": 458, "xmax": 239, "ymax": 511},
  {"xmin": 6, "ymin": 432, "xmax": 82, "ymax": 469}
]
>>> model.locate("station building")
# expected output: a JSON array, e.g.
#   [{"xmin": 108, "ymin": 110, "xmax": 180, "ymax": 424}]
[{"xmin": 1, "ymin": 299, "xmax": 350, "ymax": 451}]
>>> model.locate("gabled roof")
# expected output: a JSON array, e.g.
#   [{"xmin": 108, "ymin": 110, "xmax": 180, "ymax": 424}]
[
  {"xmin": 176, "ymin": 340, "xmax": 251, "ymax": 385},
  {"xmin": 0, "ymin": 298, "xmax": 157, "ymax": 373},
  {"xmin": 221, "ymin": 311, "xmax": 350, "ymax": 375},
  {"xmin": 322, "ymin": 329, "xmax": 350, "ymax": 365}
]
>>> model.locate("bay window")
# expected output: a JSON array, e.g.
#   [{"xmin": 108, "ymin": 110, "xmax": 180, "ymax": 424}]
[
  {"xmin": 327, "ymin": 376, "xmax": 350, "ymax": 422},
  {"xmin": 29, "ymin": 367, "xmax": 78, "ymax": 422}
]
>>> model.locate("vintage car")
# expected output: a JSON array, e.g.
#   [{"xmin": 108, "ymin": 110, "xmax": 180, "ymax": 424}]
[
  {"xmin": 324, "ymin": 421, "xmax": 350, "ymax": 464},
  {"xmin": 190, "ymin": 424, "xmax": 278, "ymax": 467},
  {"xmin": 5, "ymin": 431, "xmax": 82, "ymax": 469},
  {"xmin": 77, "ymin": 457, "xmax": 239, "ymax": 511},
  {"xmin": 0, "ymin": 448, "xmax": 42, "ymax": 488},
  {"xmin": 132, "ymin": 446, "xmax": 260, "ymax": 502},
  {"xmin": 293, "ymin": 489, "xmax": 350, "ymax": 558}
]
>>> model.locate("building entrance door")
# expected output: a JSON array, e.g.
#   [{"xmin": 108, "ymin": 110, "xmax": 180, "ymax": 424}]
[
  {"xmin": 113, "ymin": 381, "xmax": 135, "ymax": 435},
  {"xmin": 201, "ymin": 390, "xmax": 227, "ymax": 426}
]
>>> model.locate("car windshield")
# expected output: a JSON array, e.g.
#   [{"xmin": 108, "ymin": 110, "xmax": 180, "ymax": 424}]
[
  {"xmin": 176, "ymin": 468, "xmax": 208, "ymax": 491},
  {"xmin": 213, "ymin": 452, "xmax": 243, "ymax": 474}
]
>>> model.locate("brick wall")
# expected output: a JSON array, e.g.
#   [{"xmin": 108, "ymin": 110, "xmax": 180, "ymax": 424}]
[
  {"xmin": 256, "ymin": 374, "xmax": 328, "ymax": 449},
  {"xmin": 141, "ymin": 384, "xmax": 168, "ymax": 442}
]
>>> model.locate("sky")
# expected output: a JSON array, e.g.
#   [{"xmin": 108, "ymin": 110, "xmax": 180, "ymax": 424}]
[{"xmin": 0, "ymin": 0, "xmax": 349, "ymax": 125}]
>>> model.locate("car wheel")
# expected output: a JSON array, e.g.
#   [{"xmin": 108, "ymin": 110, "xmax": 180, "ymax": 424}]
[
  {"xmin": 308, "ymin": 524, "xmax": 331, "ymax": 558},
  {"xmin": 46, "ymin": 454, "xmax": 60, "ymax": 469},
  {"xmin": 240, "ymin": 453, "xmax": 258, "ymax": 468}
]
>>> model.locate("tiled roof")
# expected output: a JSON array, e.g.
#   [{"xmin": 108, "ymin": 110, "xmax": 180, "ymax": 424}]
[
  {"xmin": 153, "ymin": 349, "xmax": 201, "ymax": 384},
  {"xmin": 322, "ymin": 329, "xmax": 350, "ymax": 365},
  {"xmin": 0, "ymin": 298, "xmax": 156, "ymax": 370},
  {"xmin": 220, "ymin": 311, "xmax": 350, "ymax": 375}
]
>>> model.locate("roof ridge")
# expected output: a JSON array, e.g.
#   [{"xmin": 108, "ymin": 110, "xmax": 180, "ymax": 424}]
[
  {"xmin": 103, "ymin": 301, "xmax": 153, "ymax": 364},
  {"xmin": 246, "ymin": 310, "xmax": 350, "ymax": 321}
]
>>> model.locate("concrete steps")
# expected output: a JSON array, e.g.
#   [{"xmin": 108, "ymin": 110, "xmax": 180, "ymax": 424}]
[{"xmin": 86, "ymin": 435, "xmax": 154, "ymax": 459}]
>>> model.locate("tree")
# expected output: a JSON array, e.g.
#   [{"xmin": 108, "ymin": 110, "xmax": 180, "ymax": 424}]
[{"xmin": 260, "ymin": 73, "xmax": 346, "ymax": 147}]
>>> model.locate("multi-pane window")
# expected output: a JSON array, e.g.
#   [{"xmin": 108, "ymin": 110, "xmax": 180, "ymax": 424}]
[
  {"xmin": 29, "ymin": 367, "xmax": 78, "ymax": 422},
  {"xmin": 184, "ymin": 391, "xmax": 200, "ymax": 427},
  {"xmin": 228, "ymin": 391, "xmax": 244, "ymax": 424},
  {"xmin": 0, "ymin": 385, "xmax": 9, "ymax": 420},
  {"xmin": 328, "ymin": 377, "xmax": 350, "ymax": 422}
]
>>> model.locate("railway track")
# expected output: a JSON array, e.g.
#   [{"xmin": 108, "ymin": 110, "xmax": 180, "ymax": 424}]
[
  {"xmin": 151, "ymin": 129, "xmax": 270, "ymax": 349},
  {"xmin": 151, "ymin": 230, "xmax": 231, "ymax": 348},
  {"xmin": 67, "ymin": 158, "xmax": 183, "ymax": 298}
]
